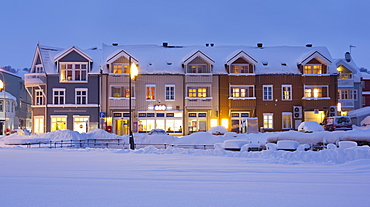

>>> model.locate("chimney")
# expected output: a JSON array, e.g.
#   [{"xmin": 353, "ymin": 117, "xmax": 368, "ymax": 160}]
[
  {"xmin": 163, "ymin": 42, "xmax": 168, "ymax": 47},
  {"xmin": 205, "ymin": 43, "xmax": 209, "ymax": 47},
  {"xmin": 257, "ymin": 43, "xmax": 263, "ymax": 48},
  {"xmin": 112, "ymin": 42, "xmax": 118, "ymax": 46},
  {"xmin": 345, "ymin": 52, "xmax": 351, "ymax": 62},
  {"xmin": 306, "ymin": 44, "xmax": 313, "ymax": 47},
  {"xmin": 210, "ymin": 43, "xmax": 214, "ymax": 47}
]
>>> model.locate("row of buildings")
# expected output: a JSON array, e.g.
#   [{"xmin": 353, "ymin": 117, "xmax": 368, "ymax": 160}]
[{"xmin": 20, "ymin": 42, "xmax": 363, "ymax": 135}]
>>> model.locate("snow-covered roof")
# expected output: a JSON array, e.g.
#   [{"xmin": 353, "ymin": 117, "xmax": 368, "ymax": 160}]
[
  {"xmin": 0, "ymin": 91, "xmax": 17, "ymax": 100},
  {"xmin": 37, "ymin": 45, "xmax": 101, "ymax": 75},
  {"xmin": 334, "ymin": 56, "xmax": 361, "ymax": 82},
  {"xmin": 34, "ymin": 44, "xmax": 337, "ymax": 75},
  {"xmin": 348, "ymin": 106, "xmax": 370, "ymax": 117}
]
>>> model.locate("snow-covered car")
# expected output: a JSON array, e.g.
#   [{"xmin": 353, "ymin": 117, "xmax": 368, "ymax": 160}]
[
  {"xmin": 277, "ymin": 140, "xmax": 300, "ymax": 151},
  {"xmin": 298, "ymin": 121, "xmax": 324, "ymax": 133},
  {"xmin": 148, "ymin": 129, "xmax": 168, "ymax": 135}
]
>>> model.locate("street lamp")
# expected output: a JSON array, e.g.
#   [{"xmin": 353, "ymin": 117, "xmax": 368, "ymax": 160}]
[
  {"xmin": 0, "ymin": 72, "xmax": 6, "ymax": 135},
  {"xmin": 129, "ymin": 57, "xmax": 138, "ymax": 150}
]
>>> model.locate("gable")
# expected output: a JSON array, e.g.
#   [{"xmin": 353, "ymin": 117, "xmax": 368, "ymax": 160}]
[
  {"xmin": 106, "ymin": 50, "xmax": 138, "ymax": 65},
  {"xmin": 226, "ymin": 50, "xmax": 258, "ymax": 65},
  {"xmin": 182, "ymin": 50, "xmax": 214, "ymax": 65},
  {"xmin": 59, "ymin": 50, "xmax": 89, "ymax": 62}
]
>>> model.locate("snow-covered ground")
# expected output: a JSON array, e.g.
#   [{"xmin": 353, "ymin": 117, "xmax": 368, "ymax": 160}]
[{"xmin": 1, "ymin": 128, "xmax": 370, "ymax": 206}]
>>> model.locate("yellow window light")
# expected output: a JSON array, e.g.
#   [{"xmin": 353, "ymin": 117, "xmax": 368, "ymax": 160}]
[
  {"xmin": 210, "ymin": 119, "xmax": 218, "ymax": 127},
  {"xmin": 221, "ymin": 119, "xmax": 228, "ymax": 129}
]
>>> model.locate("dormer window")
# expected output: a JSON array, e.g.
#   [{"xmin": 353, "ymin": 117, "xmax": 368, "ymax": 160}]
[
  {"xmin": 230, "ymin": 64, "xmax": 253, "ymax": 73},
  {"xmin": 35, "ymin": 64, "xmax": 44, "ymax": 73},
  {"xmin": 112, "ymin": 64, "xmax": 129, "ymax": 74},
  {"xmin": 304, "ymin": 64, "xmax": 322, "ymax": 74},
  {"xmin": 187, "ymin": 64, "xmax": 209, "ymax": 73},
  {"xmin": 60, "ymin": 62, "xmax": 88, "ymax": 82}
]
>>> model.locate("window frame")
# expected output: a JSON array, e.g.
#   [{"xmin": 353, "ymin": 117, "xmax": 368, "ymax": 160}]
[
  {"xmin": 303, "ymin": 85, "xmax": 328, "ymax": 99},
  {"xmin": 165, "ymin": 85, "xmax": 175, "ymax": 101},
  {"xmin": 75, "ymin": 88, "xmax": 88, "ymax": 104},
  {"xmin": 52, "ymin": 88, "xmax": 66, "ymax": 105},
  {"xmin": 35, "ymin": 89, "xmax": 44, "ymax": 105},
  {"xmin": 230, "ymin": 64, "xmax": 253, "ymax": 74},
  {"xmin": 59, "ymin": 62, "xmax": 88, "ymax": 82},
  {"xmin": 146, "ymin": 84, "xmax": 156, "ymax": 100},
  {"xmin": 111, "ymin": 63, "xmax": 129, "ymax": 74},
  {"xmin": 187, "ymin": 86, "xmax": 211, "ymax": 98},
  {"xmin": 263, "ymin": 113, "xmax": 273, "ymax": 129},
  {"xmin": 304, "ymin": 64, "xmax": 323, "ymax": 74},
  {"xmin": 282, "ymin": 84, "xmax": 292, "ymax": 101},
  {"xmin": 263, "ymin": 85, "xmax": 273, "ymax": 101},
  {"xmin": 230, "ymin": 85, "xmax": 255, "ymax": 99},
  {"xmin": 282, "ymin": 112, "xmax": 292, "ymax": 129},
  {"xmin": 187, "ymin": 64, "xmax": 209, "ymax": 73}
]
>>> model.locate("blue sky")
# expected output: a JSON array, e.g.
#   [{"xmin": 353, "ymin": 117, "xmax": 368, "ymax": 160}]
[{"xmin": 1, "ymin": 0, "xmax": 369, "ymax": 69}]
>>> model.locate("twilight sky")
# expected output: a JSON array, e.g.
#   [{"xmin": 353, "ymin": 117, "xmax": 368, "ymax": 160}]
[{"xmin": 1, "ymin": 0, "xmax": 369, "ymax": 70}]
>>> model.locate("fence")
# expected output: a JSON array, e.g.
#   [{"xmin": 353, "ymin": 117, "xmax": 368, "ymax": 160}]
[{"xmin": 6, "ymin": 139, "xmax": 215, "ymax": 150}]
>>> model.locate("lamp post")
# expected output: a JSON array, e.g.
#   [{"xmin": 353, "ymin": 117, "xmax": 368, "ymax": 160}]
[
  {"xmin": 129, "ymin": 57, "xmax": 138, "ymax": 150},
  {"xmin": 0, "ymin": 72, "xmax": 6, "ymax": 135}
]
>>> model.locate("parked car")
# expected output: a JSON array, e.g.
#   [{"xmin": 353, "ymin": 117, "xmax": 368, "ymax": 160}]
[
  {"xmin": 322, "ymin": 116, "xmax": 352, "ymax": 131},
  {"xmin": 148, "ymin": 129, "xmax": 168, "ymax": 135},
  {"xmin": 298, "ymin": 121, "xmax": 324, "ymax": 133}
]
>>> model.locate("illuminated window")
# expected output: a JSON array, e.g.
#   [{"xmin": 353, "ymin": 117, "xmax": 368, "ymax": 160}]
[
  {"xmin": 230, "ymin": 86, "xmax": 254, "ymax": 98},
  {"xmin": 263, "ymin": 113, "xmax": 273, "ymax": 129},
  {"xmin": 112, "ymin": 64, "xmax": 129, "ymax": 73},
  {"xmin": 282, "ymin": 112, "xmax": 292, "ymax": 129},
  {"xmin": 111, "ymin": 87, "xmax": 133, "ymax": 98},
  {"xmin": 34, "ymin": 116, "xmax": 44, "ymax": 134},
  {"xmin": 230, "ymin": 64, "xmax": 253, "ymax": 73},
  {"xmin": 304, "ymin": 86, "xmax": 328, "ymax": 98},
  {"xmin": 60, "ymin": 62, "xmax": 88, "ymax": 81},
  {"xmin": 263, "ymin": 85, "xmax": 273, "ymax": 100},
  {"xmin": 146, "ymin": 85, "xmax": 156, "ymax": 100},
  {"xmin": 304, "ymin": 64, "xmax": 322, "ymax": 74},
  {"xmin": 51, "ymin": 116, "xmax": 67, "ymax": 131},
  {"xmin": 187, "ymin": 64, "xmax": 209, "ymax": 73},
  {"xmin": 187, "ymin": 87, "xmax": 209, "ymax": 97},
  {"xmin": 282, "ymin": 85, "xmax": 292, "ymax": 100}
]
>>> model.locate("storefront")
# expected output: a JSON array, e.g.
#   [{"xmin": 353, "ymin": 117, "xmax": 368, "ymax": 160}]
[
  {"xmin": 138, "ymin": 111, "xmax": 183, "ymax": 134},
  {"xmin": 187, "ymin": 112, "xmax": 208, "ymax": 133},
  {"xmin": 112, "ymin": 112, "xmax": 130, "ymax": 135},
  {"xmin": 230, "ymin": 111, "xmax": 250, "ymax": 133}
]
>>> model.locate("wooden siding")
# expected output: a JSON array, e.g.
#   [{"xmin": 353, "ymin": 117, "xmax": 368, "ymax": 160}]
[
  {"xmin": 185, "ymin": 75, "xmax": 212, "ymax": 83},
  {"xmin": 109, "ymin": 99, "xmax": 135, "ymax": 108}
]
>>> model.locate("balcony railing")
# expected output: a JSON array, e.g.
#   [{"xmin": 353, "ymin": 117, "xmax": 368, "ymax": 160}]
[
  {"xmin": 185, "ymin": 98, "xmax": 212, "ymax": 108},
  {"xmin": 24, "ymin": 73, "xmax": 46, "ymax": 87},
  {"xmin": 338, "ymin": 79, "xmax": 354, "ymax": 87},
  {"xmin": 109, "ymin": 98, "xmax": 136, "ymax": 108},
  {"xmin": 339, "ymin": 99, "xmax": 355, "ymax": 108}
]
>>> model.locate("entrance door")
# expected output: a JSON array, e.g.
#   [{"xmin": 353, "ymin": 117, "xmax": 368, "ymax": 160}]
[{"xmin": 116, "ymin": 119, "xmax": 128, "ymax": 135}]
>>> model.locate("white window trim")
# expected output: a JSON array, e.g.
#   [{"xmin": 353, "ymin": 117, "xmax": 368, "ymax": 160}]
[
  {"xmin": 187, "ymin": 64, "xmax": 209, "ymax": 74},
  {"xmin": 230, "ymin": 64, "xmax": 251, "ymax": 73},
  {"xmin": 303, "ymin": 85, "xmax": 329, "ymax": 99},
  {"xmin": 230, "ymin": 85, "xmax": 255, "ymax": 99},
  {"xmin": 263, "ymin": 85, "xmax": 273, "ymax": 101},
  {"xmin": 282, "ymin": 112, "xmax": 292, "ymax": 129},
  {"xmin": 33, "ymin": 116, "xmax": 44, "ymax": 134},
  {"xmin": 35, "ymin": 89, "xmax": 44, "ymax": 105},
  {"xmin": 75, "ymin": 88, "xmax": 88, "ymax": 104},
  {"xmin": 165, "ymin": 84, "xmax": 175, "ymax": 101},
  {"xmin": 52, "ymin": 88, "xmax": 66, "ymax": 105},
  {"xmin": 50, "ymin": 115, "xmax": 67, "ymax": 131},
  {"xmin": 186, "ymin": 86, "xmax": 212, "ymax": 99},
  {"xmin": 59, "ymin": 62, "xmax": 89, "ymax": 82},
  {"xmin": 146, "ymin": 84, "xmax": 156, "ymax": 101},
  {"xmin": 263, "ymin": 113, "xmax": 273, "ymax": 129},
  {"xmin": 282, "ymin": 84, "xmax": 292, "ymax": 101}
]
